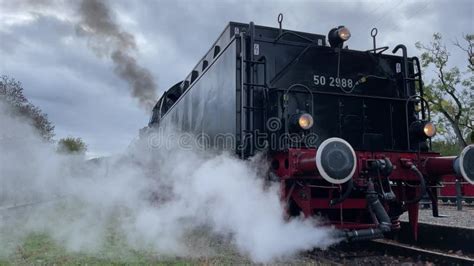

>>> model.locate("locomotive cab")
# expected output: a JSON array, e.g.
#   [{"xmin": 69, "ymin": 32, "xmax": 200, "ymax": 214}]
[{"xmin": 149, "ymin": 20, "xmax": 474, "ymax": 241}]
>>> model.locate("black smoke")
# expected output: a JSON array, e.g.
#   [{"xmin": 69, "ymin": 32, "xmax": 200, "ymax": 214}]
[{"xmin": 76, "ymin": 0, "xmax": 157, "ymax": 110}]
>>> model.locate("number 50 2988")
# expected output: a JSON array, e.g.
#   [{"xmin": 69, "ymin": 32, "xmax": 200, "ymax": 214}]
[{"xmin": 313, "ymin": 74, "xmax": 353, "ymax": 88}]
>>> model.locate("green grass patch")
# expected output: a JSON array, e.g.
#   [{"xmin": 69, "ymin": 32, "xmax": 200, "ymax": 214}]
[
  {"xmin": 0, "ymin": 231, "xmax": 249, "ymax": 265},
  {"xmin": 0, "ymin": 204, "xmax": 250, "ymax": 265}
]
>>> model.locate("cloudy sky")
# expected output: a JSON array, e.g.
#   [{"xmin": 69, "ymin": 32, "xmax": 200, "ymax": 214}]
[{"xmin": 1, "ymin": 0, "xmax": 472, "ymax": 157}]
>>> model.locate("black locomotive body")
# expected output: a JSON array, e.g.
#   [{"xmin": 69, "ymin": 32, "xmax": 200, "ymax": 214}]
[
  {"xmin": 149, "ymin": 21, "xmax": 474, "ymax": 241},
  {"xmin": 150, "ymin": 22, "xmax": 419, "ymax": 154}
]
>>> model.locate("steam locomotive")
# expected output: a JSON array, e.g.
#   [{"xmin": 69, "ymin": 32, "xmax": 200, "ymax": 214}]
[{"xmin": 148, "ymin": 19, "xmax": 474, "ymax": 241}]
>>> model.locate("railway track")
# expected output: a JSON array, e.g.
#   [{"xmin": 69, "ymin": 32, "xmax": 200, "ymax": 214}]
[
  {"xmin": 0, "ymin": 196, "xmax": 68, "ymax": 218},
  {"xmin": 368, "ymin": 239, "xmax": 474, "ymax": 265},
  {"xmin": 0, "ymin": 199, "xmax": 60, "ymax": 211},
  {"xmin": 307, "ymin": 222, "xmax": 474, "ymax": 265},
  {"xmin": 397, "ymin": 221, "xmax": 474, "ymax": 254}
]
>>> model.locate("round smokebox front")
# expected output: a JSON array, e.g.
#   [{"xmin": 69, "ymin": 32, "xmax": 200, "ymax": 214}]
[{"xmin": 316, "ymin": 137, "xmax": 356, "ymax": 184}]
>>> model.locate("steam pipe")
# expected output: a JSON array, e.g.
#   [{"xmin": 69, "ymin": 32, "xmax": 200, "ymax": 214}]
[
  {"xmin": 337, "ymin": 179, "xmax": 392, "ymax": 241},
  {"xmin": 330, "ymin": 179, "xmax": 353, "ymax": 206},
  {"xmin": 423, "ymin": 156, "xmax": 457, "ymax": 177},
  {"xmin": 297, "ymin": 151, "xmax": 317, "ymax": 173},
  {"xmin": 403, "ymin": 164, "xmax": 426, "ymax": 205},
  {"xmin": 366, "ymin": 179, "xmax": 392, "ymax": 232},
  {"xmin": 422, "ymin": 145, "xmax": 474, "ymax": 185}
]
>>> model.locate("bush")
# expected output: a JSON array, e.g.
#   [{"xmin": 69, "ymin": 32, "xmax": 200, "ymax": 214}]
[{"xmin": 57, "ymin": 137, "xmax": 87, "ymax": 155}]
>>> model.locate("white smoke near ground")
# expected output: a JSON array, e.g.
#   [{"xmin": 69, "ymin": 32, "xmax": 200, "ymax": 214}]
[{"xmin": 0, "ymin": 101, "xmax": 338, "ymax": 262}]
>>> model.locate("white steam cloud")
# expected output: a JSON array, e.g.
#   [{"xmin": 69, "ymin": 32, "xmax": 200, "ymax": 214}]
[{"xmin": 0, "ymin": 102, "xmax": 337, "ymax": 262}]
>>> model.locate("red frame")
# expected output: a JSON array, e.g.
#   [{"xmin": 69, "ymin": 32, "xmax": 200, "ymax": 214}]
[
  {"xmin": 271, "ymin": 148, "xmax": 455, "ymax": 240},
  {"xmin": 439, "ymin": 175, "xmax": 474, "ymax": 202}
]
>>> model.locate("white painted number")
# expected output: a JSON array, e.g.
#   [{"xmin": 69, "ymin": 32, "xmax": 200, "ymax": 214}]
[
  {"xmin": 313, "ymin": 75, "xmax": 326, "ymax": 85},
  {"xmin": 253, "ymin": 44, "xmax": 260, "ymax": 56},
  {"xmin": 314, "ymin": 74, "xmax": 353, "ymax": 89}
]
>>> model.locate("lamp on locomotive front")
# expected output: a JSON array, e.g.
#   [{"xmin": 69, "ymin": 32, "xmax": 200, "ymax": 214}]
[
  {"xmin": 423, "ymin": 122, "xmax": 436, "ymax": 138},
  {"xmin": 410, "ymin": 120, "xmax": 437, "ymax": 139},
  {"xmin": 328, "ymin": 26, "xmax": 351, "ymax": 48},
  {"xmin": 297, "ymin": 113, "xmax": 314, "ymax": 130},
  {"xmin": 290, "ymin": 113, "xmax": 314, "ymax": 131}
]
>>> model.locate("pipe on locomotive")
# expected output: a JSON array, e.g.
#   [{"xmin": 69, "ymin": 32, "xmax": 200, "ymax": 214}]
[
  {"xmin": 422, "ymin": 145, "xmax": 474, "ymax": 184},
  {"xmin": 296, "ymin": 138, "xmax": 394, "ymax": 241},
  {"xmin": 339, "ymin": 179, "xmax": 392, "ymax": 241},
  {"xmin": 402, "ymin": 162, "xmax": 427, "ymax": 205}
]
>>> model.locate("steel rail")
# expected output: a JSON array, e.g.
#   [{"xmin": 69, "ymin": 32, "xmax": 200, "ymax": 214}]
[{"xmin": 369, "ymin": 239, "xmax": 474, "ymax": 265}]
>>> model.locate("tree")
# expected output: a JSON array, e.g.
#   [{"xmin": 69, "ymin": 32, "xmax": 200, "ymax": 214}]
[
  {"xmin": 0, "ymin": 75, "xmax": 55, "ymax": 141},
  {"xmin": 57, "ymin": 137, "xmax": 87, "ymax": 155},
  {"xmin": 431, "ymin": 140, "xmax": 459, "ymax": 156},
  {"xmin": 416, "ymin": 33, "xmax": 473, "ymax": 149}
]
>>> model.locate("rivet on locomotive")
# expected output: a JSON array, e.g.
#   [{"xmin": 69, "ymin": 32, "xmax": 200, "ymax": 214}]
[{"xmin": 147, "ymin": 16, "xmax": 474, "ymax": 241}]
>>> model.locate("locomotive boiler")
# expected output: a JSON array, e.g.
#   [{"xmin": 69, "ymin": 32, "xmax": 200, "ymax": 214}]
[{"xmin": 148, "ymin": 18, "xmax": 474, "ymax": 241}]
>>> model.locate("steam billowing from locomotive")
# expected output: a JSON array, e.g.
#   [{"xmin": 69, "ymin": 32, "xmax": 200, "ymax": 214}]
[
  {"xmin": 76, "ymin": 0, "xmax": 157, "ymax": 110},
  {"xmin": 0, "ymin": 102, "xmax": 336, "ymax": 262}
]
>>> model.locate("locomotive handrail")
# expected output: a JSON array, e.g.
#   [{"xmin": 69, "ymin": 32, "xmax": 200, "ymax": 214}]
[
  {"xmin": 273, "ymin": 14, "xmax": 315, "ymax": 44},
  {"xmin": 392, "ymin": 44, "xmax": 410, "ymax": 97},
  {"xmin": 274, "ymin": 31, "xmax": 315, "ymax": 44},
  {"xmin": 278, "ymin": 13, "xmax": 283, "ymax": 35},
  {"xmin": 282, "ymin": 84, "xmax": 314, "ymax": 147},
  {"xmin": 269, "ymin": 41, "xmax": 319, "ymax": 86},
  {"xmin": 302, "ymin": 183, "xmax": 339, "ymax": 189},
  {"xmin": 392, "ymin": 43, "xmax": 431, "ymax": 150},
  {"xmin": 272, "ymin": 87, "xmax": 421, "ymax": 102},
  {"xmin": 412, "ymin": 57, "xmax": 426, "ymax": 120},
  {"xmin": 240, "ymin": 23, "xmax": 270, "ymax": 157},
  {"xmin": 365, "ymin": 46, "xmax": 389, "ymax": 54},
  {"xmin": 404, "ymin": 95, "xmax": 431, "ymax": 149}
]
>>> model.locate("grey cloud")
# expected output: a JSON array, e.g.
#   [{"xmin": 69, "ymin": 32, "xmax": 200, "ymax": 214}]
[{"xmin": 0, "ymin": 31, "xmax": 22, "ymax": 54}]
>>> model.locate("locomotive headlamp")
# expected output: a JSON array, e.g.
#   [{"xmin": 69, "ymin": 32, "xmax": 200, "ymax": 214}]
[
  {"xmin": 337, "ymin": 27, "xmax": 351, "ymax": 41},
  {"xmin": 328, "ymin": 26, "xmax": 351, "ymax": 48},
  {"xmin": 423, "ymin": 122, "xmax": 436, "ymax": 138},
  {"xmin": 298, "ymin": 113, "xmax": 314, "ymax": 130},
  {"xmin": 410, "ymin": 120, "xmax": 436, "ymax": 139}
]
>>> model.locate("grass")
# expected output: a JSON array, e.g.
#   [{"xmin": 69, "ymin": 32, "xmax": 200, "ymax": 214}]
[
  {"xmin": 4, "ymin": 233, "xmax": 164, "ymax": 265},
  {"xmin": 0, "ymin": 232, "xmax": 249, "ymax": 266},
  {"xmin": 0, "ymin": 201, "xmax": 251, "ymax": 265},
  {"xmin": 0, "ymin": 203, "xmax": 319, "ymax": 265}
]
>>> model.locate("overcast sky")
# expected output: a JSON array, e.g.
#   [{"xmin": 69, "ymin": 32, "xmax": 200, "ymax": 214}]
[{"xmin": 1, "ymin": 0, "xmax": 472, "ymax": 157}]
